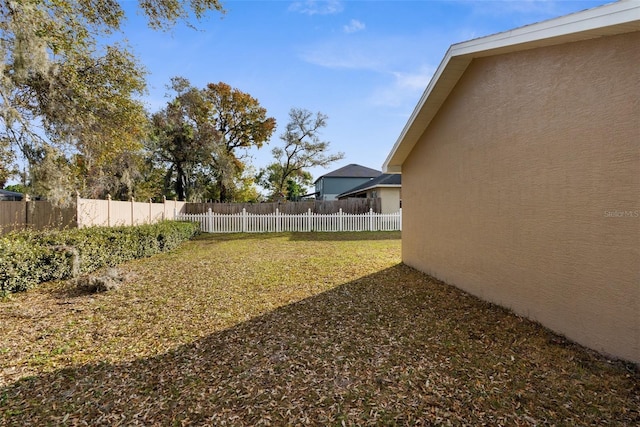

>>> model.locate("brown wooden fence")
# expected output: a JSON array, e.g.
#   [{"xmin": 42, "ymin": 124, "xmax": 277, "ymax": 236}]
[{"xmin": 0, "ymin": 201, "xmax": 76, "ymax": 235}]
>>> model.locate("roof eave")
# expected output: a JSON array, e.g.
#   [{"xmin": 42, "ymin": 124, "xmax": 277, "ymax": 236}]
[
  {"xmin": 339, "ymin": 184, "xmax": 401, "ymax": 198},
  {"xmin": 382, "ymin": 1, "xmax": 640, "ymax": 173}
]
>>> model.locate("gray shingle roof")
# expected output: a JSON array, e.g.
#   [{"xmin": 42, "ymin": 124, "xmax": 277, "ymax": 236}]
[
  {"xmin": 0, "ymin": 190, "xmax": 23, "ymax": 201},
  {"xmin": 316, "ymin": 164, "xmax": 382, "ymax": 181},
  {"xmin": 338, "ymin": 173, "xmax": 401, "ymax": 198}
]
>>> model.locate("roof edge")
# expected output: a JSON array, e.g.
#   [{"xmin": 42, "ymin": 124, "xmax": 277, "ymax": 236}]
[
  {"xmin": 338, "ymin": 183, "xmax": 401, "ymax": 199},
  {"xmin": 383, "ymin": 1, "xmax": 640, "ymax": 172}
]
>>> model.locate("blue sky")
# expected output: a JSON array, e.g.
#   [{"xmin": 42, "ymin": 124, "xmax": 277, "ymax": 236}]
[{"xmin": 121, "ymin": 0, "xmax": 611, "ymax": 185}]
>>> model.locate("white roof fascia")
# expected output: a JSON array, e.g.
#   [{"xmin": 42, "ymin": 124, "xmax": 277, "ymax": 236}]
[{"xmin": 382, "ymin": 1, "xmax": 640, "ymax": 173}]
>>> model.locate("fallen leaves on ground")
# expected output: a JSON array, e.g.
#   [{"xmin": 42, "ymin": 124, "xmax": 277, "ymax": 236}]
[{"xmin": 1, "ymin": 232, "xmax": 638, "ymax": 425}]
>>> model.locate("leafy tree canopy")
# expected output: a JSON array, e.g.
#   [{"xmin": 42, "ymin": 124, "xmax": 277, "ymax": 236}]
[
  {"xmin": 149, "ymin": 77, "xmax": 216, "ymax": 201},
  {"xmin": 203, "ymin": 82, "xmax": 276, "ymax": 201},
  {"xmin": 0, "ymin": 0, "xmax": 224, "ymax": 202},
  {"xmin": 150, "ymin": 78, "xmax": 275, "ymax": 202}
]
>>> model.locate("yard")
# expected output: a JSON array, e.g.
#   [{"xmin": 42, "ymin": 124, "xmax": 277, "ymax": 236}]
[{"xmin": 1, "ymin": 232, "xmax": 638, "ymax": 425}]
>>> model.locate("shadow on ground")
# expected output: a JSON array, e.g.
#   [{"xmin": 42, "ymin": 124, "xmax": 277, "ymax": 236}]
[{"xmin": 1, "ymin": 264, "xmax": 638, "ymax": 426}]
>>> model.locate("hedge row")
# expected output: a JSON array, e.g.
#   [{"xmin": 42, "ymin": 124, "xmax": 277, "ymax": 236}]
[{"xmin": 0, "ymin": 221, "xmax": 199, "ymax": 294}]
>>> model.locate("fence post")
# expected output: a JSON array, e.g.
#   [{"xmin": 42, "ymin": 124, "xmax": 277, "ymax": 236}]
[
  {"xmin": 242, "ymin": 208, "xmax": 247, "ymax": 233},
  {"xmin": 74, "ymin": 192, "xmax": 80, "ymax": 229},
  {"xmin": 307, "ymin": 208, "xmax": 312, "ymax": 232},
  {"xmin": 173, "ymin": 198, "xmax": 177, "ymax": 220},
  {"xmin": 276, "ymin": 208, "xmax": 280, "ymax": 233},
  {"xmin": 130, "ymin": 196, "xmax": 135, "ymax": 226},
  {"xmin": 369, "ymin": 208, "xmax": 374, "ymax": 231},
  {"xmin": 208, "ymin": 208, "xmax": 212, "ymax": 233},
  {"xmin": 339, "ymin": 208, "xmax": 343, "ymax": 232},
  {"xmin": 23, "ymin": 194, "xmax": 30, "ymax": 230},
  {"xmin": 398, "ymin": 208, "xmax": 402, "ymax": 231},
  {"xmin": 162, "ymin": 196, "xmax": 167, "ymax": 220},
  {"xmin": 106, "ymin": 194, "xmax": 111, "ymax": 227}
]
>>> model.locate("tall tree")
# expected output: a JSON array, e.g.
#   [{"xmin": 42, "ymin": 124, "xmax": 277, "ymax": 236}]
[
  {"xmin": 0, "ymin": 0, "xmax": 224, "ymax": 200},
  {"xmin": 258, "ymin": 108, "xmax": 344, "ymax": 200},
  {"xmin": 149, "ymin": 78, "xmax": 274, "ymax": 202},
  {"xmin": 149, "ymin": 77, "xmax": 219, "ymax": 201},
  {"xmin": 203, "ymin": 82, "xmax": 276, "ymax": 201}
]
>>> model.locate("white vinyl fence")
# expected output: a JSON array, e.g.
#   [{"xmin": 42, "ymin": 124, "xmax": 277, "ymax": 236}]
[
  {"xmin": 177, "ymin": 208, "xmax": 402, "ymax": 233},
  {"xmin": 77, "ymin": 196, "xmax": 186, "ymax": 228}
]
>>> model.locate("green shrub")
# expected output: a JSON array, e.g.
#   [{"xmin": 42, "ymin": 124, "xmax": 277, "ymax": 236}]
[{"xmin": 0, "ymin": 221, "xmax": 199, "ymax": 294}]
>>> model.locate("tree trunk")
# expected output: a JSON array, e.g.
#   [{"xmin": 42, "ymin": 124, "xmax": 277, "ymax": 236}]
[{"xmin": 175, "ymin": 163, "xmax": 186, "ymax": 201}]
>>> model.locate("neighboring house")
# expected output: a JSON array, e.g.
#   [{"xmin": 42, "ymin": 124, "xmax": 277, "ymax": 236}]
[
  {"xmin": 383, "ymin": 2, "xmax": 639, "ymax": 364},
  {"xmin": 314, "ymin": 164, "xmax": 381, "ymax": 201},
  {"xmin": 338, "ymin": 174, "xmax": 401, "ymax": 214},
  {"xmin": 0, "ymin": 189, "xmax": 23, "ymax": 201}
]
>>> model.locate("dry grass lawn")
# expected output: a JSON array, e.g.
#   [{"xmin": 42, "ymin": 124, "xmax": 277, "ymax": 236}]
[{"xmin": 1, "ymin": 232, "xmax": 638, "ymax": 426}]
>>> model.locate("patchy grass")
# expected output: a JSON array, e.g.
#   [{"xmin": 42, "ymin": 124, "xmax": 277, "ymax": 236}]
[{"xmin": 1, "ymin": 232, "xmax": 638, "ymax": 425}]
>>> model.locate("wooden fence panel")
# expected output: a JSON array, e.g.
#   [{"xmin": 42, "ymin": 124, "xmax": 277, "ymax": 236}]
[
  {"xmin": 28, "ymin": 201, "xmax": 76, "ymax": 230},
  {"xmin": 0, "ymin": 201, "xmax": 26, "ymax": 234},
  {"xmin": 1, "ymin": 201, "xmax": 75, "ymax": 235}
]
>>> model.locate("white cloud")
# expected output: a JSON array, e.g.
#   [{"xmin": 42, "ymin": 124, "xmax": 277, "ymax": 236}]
[
  {"xmin": 343, "ymin": 19, "xmax": 365, "ymax": 34},
  {"xmin": 288, "ymin": 0, "xmax": 343, "ymax": 16},
  {"xmin": 393, "ymin": 68, "xmax": 434, "ymax": 92},
  {"xmin": 368, "ymin": 66, "xmax": 435, "ymax": 108},
  {"xmin": 299, "ymin": 35, "xmax": 415, "ymax": 71},
  {"xmin": 300, "ymin": 40, "xmax": 384, "ymax": 70},
  {"xmin": 298, "ymin": 31, "xmax": 441, "ymax": 108}
]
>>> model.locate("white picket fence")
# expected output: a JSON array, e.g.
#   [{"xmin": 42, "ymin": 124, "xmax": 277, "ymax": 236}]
[{"xmin": 176, "ymin": 208, "xmax": 402, "ymax": 233}]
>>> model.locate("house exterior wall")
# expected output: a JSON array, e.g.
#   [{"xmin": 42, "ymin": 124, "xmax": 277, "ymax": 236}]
[
  {"xmin": 402, "ymin": 31, "xmax": 639, "ymax": 363},
  {"xmin": 339, "ymin": 187, "xmax": 401, "ymax": 213},
  {"xmin": 379, "ymin": 188, "xmax": 401, "ymax": 214},
  {"xmin": 316, "ymin": 177, "xmax": 374, "ymax": 200}
]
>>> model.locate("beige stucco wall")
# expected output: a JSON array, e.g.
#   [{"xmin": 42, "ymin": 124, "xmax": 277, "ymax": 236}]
[
  {"xmin": 402, "ymin": 31, "xmax": 639, "ymax": 363},
  {"xmin": 379, "ymin": 187, "xmax": 401, "ymax": 214}
]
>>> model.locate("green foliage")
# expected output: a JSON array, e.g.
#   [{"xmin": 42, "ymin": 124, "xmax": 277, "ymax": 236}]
[
  {"xmin": 285, "ymin": 177, "xmax": 307, "ymax": 201},
  {"xmin": 149, "ymin": 78, "xmax": 275, "ymax": 202},
  {"xmin": 149, "ymin": 77, "xmax": 218, "ymax": 202},
  {"xmin": 0, "ymin": 221, "xmax": 199, "ymax": 294},
  {"xmin": 0, "ymin": 0, "xmax": 224, "ymax": 202},
  {"xmin": 204, "ymin": 81, "xmax": 276, "ymax": 202},
  {"xmin": 28, "ymin": 145, "xmax": 77, "ymax": 207},
  {"xmin": 2, "ymin": 183, "xmax": 26, "ymax": 194}
]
